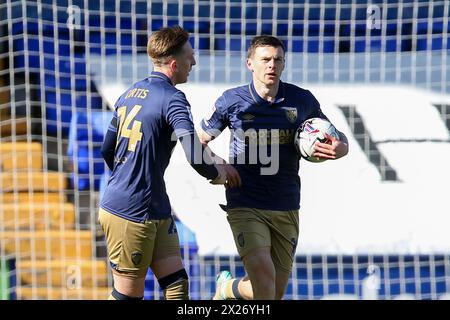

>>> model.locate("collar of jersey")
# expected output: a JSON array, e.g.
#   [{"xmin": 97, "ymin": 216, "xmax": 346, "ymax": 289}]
[
  {"xmin": 248, "ymin": 81, "xmax": 285, "ymax": 106},
  {"xmin": 149, "ymin": 71, "xmax": 173, "ymax": 85}
]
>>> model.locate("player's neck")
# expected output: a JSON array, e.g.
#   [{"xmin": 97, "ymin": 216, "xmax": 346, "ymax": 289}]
[
  {"xmin": 153, "ymin": 67, "xmax": 176, "ymax": 85},
  {"xmin": 253, "ymin": 79, "xmax": 279, "ymax": 103}
]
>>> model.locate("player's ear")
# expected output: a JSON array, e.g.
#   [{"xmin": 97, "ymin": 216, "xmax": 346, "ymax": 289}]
[
  {"xmin": 246, "ymin": 58, "xmax": 253, "ymax": 72},
  {"xmin": 169, "ymin": 58, "xmax": 178, "ymax": 72}
]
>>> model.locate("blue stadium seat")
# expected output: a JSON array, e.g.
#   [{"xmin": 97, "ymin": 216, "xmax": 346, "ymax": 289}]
[
  {"xmin": 230, "ymin": 22, "xmax": 242, "ymax": 35},
  {"xmin": 167, "ymin": 19, "xmax": 179, "ymax": 28},
  {"xmin": 386, "ymin": 39, "xmax": 397, "ymax": 52},
  {"xmin": 150, "ymin": 2, "xmax": 163, "ymax": 15},
  {"xmin": 230, "ymin": 6, "xmax": 241, "ymax": 19},
  {"xmin": 44, "ymin": 73, "xmax": 88, "ymax": 92},
  {"xmin": 278, "ymin": 7, "xmax": 289, "ymax": 20},
  {"xmin": 339, "ymin": 24, "xmax": 351, "ymax": 37},
  {"xmin": 417, "ymin": 5, "xmax": 429, "ymax": 19},
  {"xmin": 68, "ymin": 111, "xmax": 112, "ymax": 190},
  {"xmin": 183, "ymin": 4, "xmax": 195, "ymax": 17},
  {"xmin": 214, "ymin": 22, "xmax": 226, "ymax": 35},
  {"xmin": 417, "ymin": 22, "xmax": 429, "ymax": 35},
  {"xmin": 432, "ymin": 21, "xmax": 444, "ymax": 34},
  {"xmin": 308, "ymin": 24, "xmax": 320, "ymax": 37},
  {"xmin": 261, "ymin": 23, "xmax": 273, "ymax": 35},
  {"xmin": 197, "ymin": 21, "xmax": 210, "ymax": 34},
  {"xmin": 308, "ymin": 40, "xmax": 319, "ymax": 53},
  {"xmin": 292, "ymin": 24, "xmax": 304, "ymax": 37},
  {"xmin": 324, "ymin": 24, "xmax": 336, "ymax": 37},
  {"xmin": 386, "ymin": 23, "xmax": 398, "ymax": 36},
  {"xmin": 355, "ymin": 6, "xmax": 367, "ymax": 21},
  {"xmin": 151, "ymin": 20, "xmax": 163, "ymax": 31},
  {"xmin": 44, "ymin": 89, "xmax": 103, "ymax": 136},
  {"xmin": 230, "ymin": 39, "xmax": 241, "ymax": 51},
  {"xmin": 11, "ymin": 20, "xmax": 59, "ymax": 36},
  {"xmin": 339, "ymin": 7, "xmax": 352, "ymax": 21},
  {"xmin": 324, "ymin": 7, "xmax": 336, "ymax": 21},
  {"xmin": 401, "ymin": 39, "xmax": 412, "ymax": 51},
  {"xmin": 167, "ymin": 3, "xmax": 179, "ymax": 16},
  {"xmin": 246, "ymin": 23, "xmax": 258, "ymax": 35},
  {"xmin": 354, "ymin": 23, "xmax": 367, "ymax": 37},
  {"xmin": 13, "ymin": 37, "xmax": 71, "ymax": 69},
  {"xmin": 354, "ymin": 40, "xmax": 365, "ymax": 53},
  {"xmin": 432, "ymin": 37, "xmax": 443, "ymax": 50},
  {"xmin": 308, "ymin": 7, "xmax": 321, "ymax": 21},
  {"xmin": 44, "ymin": 91, "xmax": 74, "ymax": 136},
  {"xmin": 214, "ymin": 39, "xmax": 226, "ymax": 51},
  {"xmin": 212, "ymin": 4, "xmax": 225, "ymax": 18},
  {"xmin": 292, "ymin": 40, "xmax": 304, "ymax": 52},
  {"xmin": 370, "ymin": 39, "xmax": 382, "ymax": 52},
  {"xmin": 277, "ymin": 24, "xmax": 288, "ymax": 36},
  {"xmin": 417, "ymin": 38, "xmax": 428, "ymax": 51},
  {"xmin": 323, "ymin": 40, "xmax": 335, "ymax": 53},
  {"xmin": 27, "ymin": 38, "xmax": 69, "ymax": 55},
  {"xmin": 197, "ymin": 37, "xmax": 210, "ymax": 50}
]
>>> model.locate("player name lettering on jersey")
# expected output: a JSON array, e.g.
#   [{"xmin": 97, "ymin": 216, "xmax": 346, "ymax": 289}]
[{"xmin": 125, "ymin": 88, "xmax": 149, "ymax": 99}]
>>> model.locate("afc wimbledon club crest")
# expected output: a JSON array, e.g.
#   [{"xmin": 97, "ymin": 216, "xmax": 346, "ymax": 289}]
[{"xmin": 284, "ymin": 107, "xmax": 298, "ymax": 123}]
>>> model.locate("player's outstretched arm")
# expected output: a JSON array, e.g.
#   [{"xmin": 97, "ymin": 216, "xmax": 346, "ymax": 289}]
[
  {"xmin": 178, "ymin": 133, "xmax": 241, "ymax": 187},
  {"xmin": 178, "ymin": 133, "xmax": 219, "ymax": 180},
  {"xmin": 196, "ymin": 126, "xmax": 241, "ymax": 187}
]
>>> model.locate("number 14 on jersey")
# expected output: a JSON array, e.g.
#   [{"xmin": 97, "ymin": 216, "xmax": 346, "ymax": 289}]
[{"xmin": 117, "ymin": 105, "xmax": 143, "ymax": 152}]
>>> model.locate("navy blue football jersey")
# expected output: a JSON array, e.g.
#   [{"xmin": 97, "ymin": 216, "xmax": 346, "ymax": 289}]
[
  {"xmin": 201, "ymin": 81, "xmax": 328, "ymax": 211},
  {"xmin": 101, "ymin": 72, "xmax": 213, "ymax": 222}
]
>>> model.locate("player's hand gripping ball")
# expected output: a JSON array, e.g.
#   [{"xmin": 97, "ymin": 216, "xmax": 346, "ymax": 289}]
[{"xmin": 294, "ymin": 118, "xmax": 340, "ymax": 163}]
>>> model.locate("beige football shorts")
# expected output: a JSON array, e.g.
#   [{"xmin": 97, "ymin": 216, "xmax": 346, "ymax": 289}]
[
  {"xmin": 227, "ymin": 207, "xmax": 299, "ymax": 273},
  {"xmin": 98, "ymin": 208, "xmax": 181, "ymax": 278}
]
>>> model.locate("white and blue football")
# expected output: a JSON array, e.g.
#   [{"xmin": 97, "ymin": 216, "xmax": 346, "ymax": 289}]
[{"xmin": 294, "ymin": 117, "xmax": 339, "ymax": 163}]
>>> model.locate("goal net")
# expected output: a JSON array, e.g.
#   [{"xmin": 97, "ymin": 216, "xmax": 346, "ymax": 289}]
[{"xmin": 1, "ymin": 0, "xmax": 449, "ymax": 300}]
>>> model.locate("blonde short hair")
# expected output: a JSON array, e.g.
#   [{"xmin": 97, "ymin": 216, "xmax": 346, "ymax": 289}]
[{"xmin": 147, "ymin": 26, "xmax": 189, "ymax": 66}]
